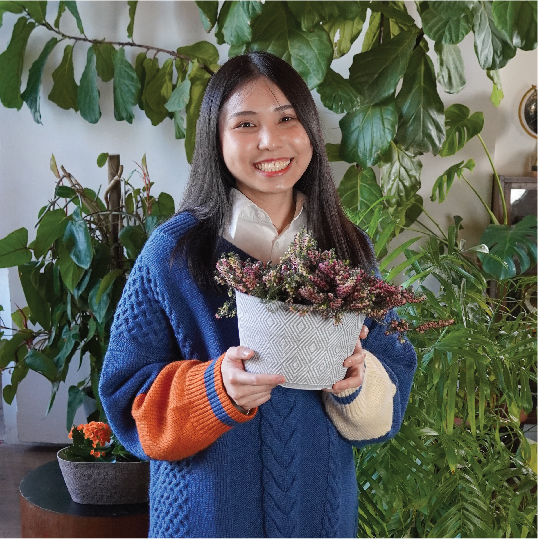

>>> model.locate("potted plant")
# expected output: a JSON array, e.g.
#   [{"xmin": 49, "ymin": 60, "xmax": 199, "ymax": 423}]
[
  {"xmin": 0, "ymin": 154, "xmax": 176, "ymax": 434},
  {"xmin": 57, "ymin": 421, "xmax": 149, "ymax": 505}
]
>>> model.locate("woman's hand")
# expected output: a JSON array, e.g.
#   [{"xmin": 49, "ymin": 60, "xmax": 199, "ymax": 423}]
[
  {"xmin": 323, "ymin": 325, "xmax": 369, "ymax": 395},
  {"xmin": 221, "ymin": 347, "xmax": 285, "ymax": 413}
]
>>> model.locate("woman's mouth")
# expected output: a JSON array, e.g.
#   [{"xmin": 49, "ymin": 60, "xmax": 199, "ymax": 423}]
[{"xmin": 253, "ymin": 158, "xmax": 292, "ymax": 173}]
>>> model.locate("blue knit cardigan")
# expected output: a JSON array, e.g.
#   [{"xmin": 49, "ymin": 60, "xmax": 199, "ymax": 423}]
[{"xmin": 99, "ymin": 212, "xmax": 417, "ymax": 538}]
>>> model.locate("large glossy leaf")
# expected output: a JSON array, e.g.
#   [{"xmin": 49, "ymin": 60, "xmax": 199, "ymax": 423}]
[
  {"xmin": 78, "ymin": 46, "xmax": 101, "ymax": 124},
  {"xmin": 88, "ymin": 281, "xmax": 112, "ymax": 324},
  {"xmin": 215, "ymin": 1, "xmax": 253, "ymax": 46},
  {"xmin": 472, "ymin": 1, "xmax": 516, "ymax": 70},
  {"xmin": 185, "ymin": 62, "xmax": 211, "ymax": 163},
  {"xmin": 113, "ymin": 47, "xmax": 141, "ymax": 124},
  {"xmin": 478, "ymin": 215, "xmax": 538, "ymax": 279},
  {"xmin": 63, "ymin": 1, "xmax": 84, "ymax": 34},
  {"xmin": 21, "ymin": 37, "xmax": 58, "ymax": 124},
  {"xmin": 177, "ymin": 41, "xmax": 220, "ymax": 66},
  {"xmin": 323, "ymin": 6, "xmax": 367, "ymax": 59},
  {"xmin": 288, "ymin": 1, "xmax": 363, "ymax": 32},
  {"xmin": 25, "ymin": 349, "xmax": 58, "ymax": 382},
  {"xmin": 139, "ymin": 56, "xmax": 160, "ymax": 120},
  {"xmin": 119, "ymin": 225, "xmax": 147, "ymax": 261},
  {"xmin": 316, "ymin": 68, "xmax": 360, "ymax": 114},
  {"xmin": 339, "ymin": 97, "xmax": 398, "ymax": 167},
  {"xmin": 0, "ymin": 1, "xmax": 24, "ymax": 29},
  {"xmin": 395, "ymin": 46, "xmax": 446, "ymax": 156},
  {"xmin": 195, "ymin": 0, "xmax": 218, "ymax": 32},
  {"xmin": 143, "ymin": 57, "xmax": 173, "ymax": 126},
  {"xmin": 0, "ymin": 227, "xmax": 31, "ymax": 268},
  {"xmin": 434, "ymin": 42, "xmax": 466, "ymax": 94},
  {"xmin": 369, "ymin": 1, "xmax": 416, "ymax": 26},
  {"xmin": 431, "ymin": 159, "xmax": 475, "ymax": 203},
  {"xmin": 24, "ymin": 1, "xmax": 47, "ymax": 23},
  {"xmin": 379, "ymin": 142, "xmax": 422, "ymax": 206},
  {"xmin": 361, "ymin": 10, "xmax": 382, "ymax": 52},
  {"xmin": 33, "ymin": 207, "xmax": 71, "ymax": 259},
  {"xmin": 337, "ymin": 166, "xmax": 383, "ymax": 229},
  {"xmin": 492, "ymin": 0, "xmax": 537, "ymax": 51},
  {"xmin": 439, "ymin": 104, "xmax": 484, "ymax": 157},
  {"xmin": 349, "ymin": 29, "xmax": 418, "ymax": 107},
  {"xmin": 249, "ymin": 1, "xmax": 333, "ymax": 90},
  {"xmin": 165, "ymin": 76, "xmax": 191, "ymax": 114},
  {"xmin": 421, "ymin": 1, "xmax": 473, "ymax": 44},
  {"xmin": 0, "ymin": 17, "xmax": 35, "ymax": 109},
  {"xmin": 63, "ymin": 207, "xmax": 93, "ymax": 270},
  {"xmin": 48, "ymin": 44, "xmax": 79, "ymax": 111},
  {"xmin": 93, "ymin": 43, "xmax": 116, "ymax": 82},
  {"xmin": 66, "ymin": 385, "xmax": 85, "ymax": 431}
]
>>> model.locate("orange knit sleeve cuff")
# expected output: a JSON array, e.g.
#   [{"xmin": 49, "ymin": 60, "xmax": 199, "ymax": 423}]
[{"xmin": 132, "ymin": 354, "xmax": 257, "ymax": 461}]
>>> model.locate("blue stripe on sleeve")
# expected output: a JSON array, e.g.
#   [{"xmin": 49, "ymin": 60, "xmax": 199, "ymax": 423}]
[
  {"xmin": 204, "ymin": 358, "xmax": 237, "ymax": 427},
  {"xmin": 331, "ymin": 386, "xmax": 362, "ymax": 405}
]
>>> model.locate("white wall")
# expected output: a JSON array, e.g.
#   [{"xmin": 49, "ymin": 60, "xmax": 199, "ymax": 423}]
[{"xmin": 0, "ymin": 1, "xmax": 537, "ymax": 443}]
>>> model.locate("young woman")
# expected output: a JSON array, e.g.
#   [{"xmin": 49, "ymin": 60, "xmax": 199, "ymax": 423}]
[{"xmin": 99, "ymin": 52, "xmax": 417, "ymax": 538}]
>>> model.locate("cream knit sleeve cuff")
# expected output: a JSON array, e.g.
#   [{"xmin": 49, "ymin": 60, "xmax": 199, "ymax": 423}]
[{"xmin": 323, "ymin": 351, "xmax": 396, "ymax": 442}]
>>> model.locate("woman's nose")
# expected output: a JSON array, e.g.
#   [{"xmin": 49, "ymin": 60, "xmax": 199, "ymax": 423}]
[{"xmin": 257, "ymin": 124, "xmax": 282, "ymax": 151}]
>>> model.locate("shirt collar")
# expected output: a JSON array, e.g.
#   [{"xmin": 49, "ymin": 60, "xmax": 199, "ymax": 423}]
[{"xmin": 226, "ymin": 188, "xmax": 305, "ymax": 238}]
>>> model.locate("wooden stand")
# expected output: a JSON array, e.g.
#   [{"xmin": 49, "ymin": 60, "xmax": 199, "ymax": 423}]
[{"xmin": 19, "ymin": 461, "xmax": 149, "ymax": 538}]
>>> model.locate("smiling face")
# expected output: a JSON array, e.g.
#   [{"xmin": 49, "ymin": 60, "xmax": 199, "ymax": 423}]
[{"xmin": 219, "ymin": 77, "xmax": 313, "ymax": 204}]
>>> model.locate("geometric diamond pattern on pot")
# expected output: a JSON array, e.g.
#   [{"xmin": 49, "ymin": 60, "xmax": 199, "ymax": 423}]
[{"xmin": 236, "ymin": 291, "xmax": 365, "ymax": 390}]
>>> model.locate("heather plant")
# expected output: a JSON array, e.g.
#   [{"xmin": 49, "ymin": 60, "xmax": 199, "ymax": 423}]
[{"xmin": 215, "ymin": 228, "xmax": 452, "ymax": 340}]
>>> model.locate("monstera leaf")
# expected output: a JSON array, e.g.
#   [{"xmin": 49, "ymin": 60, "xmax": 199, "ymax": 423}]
[{"xmin": 478, "ymin": 215, "xmax": 538, "ymax": 280}]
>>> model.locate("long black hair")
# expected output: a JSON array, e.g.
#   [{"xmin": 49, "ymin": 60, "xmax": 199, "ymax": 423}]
[{"xmin": 176, "ymin": 51, "xmax": 377, "ymax": 290}]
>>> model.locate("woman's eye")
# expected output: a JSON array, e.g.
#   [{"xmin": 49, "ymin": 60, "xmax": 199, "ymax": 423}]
[
  {"xmin": 236, "ymin": 121, "xmax": 254, "ymax": 128},
  {"xmin": 280, "ymin": 116, "xmax": 294, "ymax": 123}
]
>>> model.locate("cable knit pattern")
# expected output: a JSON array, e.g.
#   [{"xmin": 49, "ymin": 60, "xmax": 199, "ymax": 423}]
[
  {"xmin": 323, "ymin": 351, "xmax": 396, "ymax": 441},
  {"xmin": 99, "ymin": 212, "xmax": 417, "ymax": 537}
]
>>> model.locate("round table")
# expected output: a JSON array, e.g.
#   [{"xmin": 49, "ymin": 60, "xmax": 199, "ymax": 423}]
[{"xmin": 19, "ymin": 460, "xmax": 149, "ymax": 538}]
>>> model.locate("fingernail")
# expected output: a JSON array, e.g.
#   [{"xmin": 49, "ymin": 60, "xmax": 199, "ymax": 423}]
[{"xmin": 241, "ymin": 348, "xmax": 250, "ymax": 357}]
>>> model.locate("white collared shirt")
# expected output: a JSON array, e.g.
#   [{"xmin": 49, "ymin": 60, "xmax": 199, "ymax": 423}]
[{"xmin": 223, "ymin": 188, "xmax": 307, "ymax": 263}]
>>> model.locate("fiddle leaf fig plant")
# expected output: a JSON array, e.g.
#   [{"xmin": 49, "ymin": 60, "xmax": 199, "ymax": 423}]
[{"xmin": 0, "ymin": 154, "xmax": 175, "ymax": 431}]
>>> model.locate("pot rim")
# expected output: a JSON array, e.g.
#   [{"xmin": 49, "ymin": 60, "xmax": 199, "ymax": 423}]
[{"xmin": 57, "ymin": 447, "xmax": 148, "ymax": 465}]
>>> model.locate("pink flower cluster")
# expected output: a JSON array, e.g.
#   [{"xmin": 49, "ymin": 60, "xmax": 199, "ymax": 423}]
[{"xmin": 215, "ymin": 229, "xmax": 453, "ymax": 339}]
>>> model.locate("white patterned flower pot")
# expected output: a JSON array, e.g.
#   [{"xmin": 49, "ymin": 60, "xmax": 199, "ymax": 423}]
[
  {"xmin": 236, "ymin": 291, "xmax": 365, "ymax": 390},
  {"xmin": 57, "ymin": 449, "xmax": 150, "ymax": 505}
]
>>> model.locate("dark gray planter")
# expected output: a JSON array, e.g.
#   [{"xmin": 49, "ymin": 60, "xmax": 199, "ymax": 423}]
[{"xmin": 57, "ymin": 448, "xmax": 150, "ymax": 505}]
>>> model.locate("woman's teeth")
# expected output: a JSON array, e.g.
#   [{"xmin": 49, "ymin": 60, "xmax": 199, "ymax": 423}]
[{"xmin": 254, "ymin": 159, "xmax": 291, "ymax": 172}]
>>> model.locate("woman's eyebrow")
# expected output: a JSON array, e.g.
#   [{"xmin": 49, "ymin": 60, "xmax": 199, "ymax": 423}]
[{"xmin": 229, "ymin": 104, "xmax": 294, "ymax": 119}]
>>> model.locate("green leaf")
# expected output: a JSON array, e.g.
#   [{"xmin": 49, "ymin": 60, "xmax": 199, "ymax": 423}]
[
  {"xmin": 216, "ymin": 1, "xmax": 252, "ymax": 46},
  {"xmin": 48, "ymin": 44, "xmax": 79, "ymax": 111},
  {"xmin": 119, "ymin": 225, "xmax": 147, "ymax": 260},
  {"xmin": 97, "ymin": 152, "xmax": 108, "ymax": 167},
  {"xmin": 395, "ymin": 45, "xmax": 446, "ymax": 156},
  {"xmin": 492, "ymin": 0, "xmax": 537, "ymax": 51},
  {"xmin": 113, "ymin": 47, "xmax": 141, "ymax": 124},
  {"xmin": 349, "ymin": 29, "xmax": 418, "ymax": 107},
  {"xmin": 0, "ymin": 332, "xmax": 27, "ymax": 370},
  {"xmin": 55, "ymin": 185, "xmax": 76, "ymax": 198},
  {"xmin": 478, "ymin": 215, "xmax": 537, "ymax": 279},
  {"xmin": 176, "ymin": 41, "xmax": 219, "ymax": 65},
  {"xmin": 165, "ymin": 76, "xmax": 191, "ymax": 113},
  {"xmin": 66, "ymin": 385, "xmax": 85, "ymax": 432},
  {"xmin": 127, "ymin": 0, "xmax": 137, "ymax": 39},
  {"xmin": 21, "ymin": 37, "xmax": 59, "ymax": 124},
  {"xmin": 78, "ymin": 46, "xmax": 101, "ymax": 124},
  {"xmin": 25, "ymin": 349, "xmax": 58, "ymax": 382},
  {"xmin": 185, "ymin": 62, "xmax": 211, "ymax": 163},
  {"xmin": 143, "ymin": 57, "xmax": 173, "ymax": 126},
  {"xmin": 361, "ymin": 10, "xmax": 382, "ymax": 52},
  {"xmin": 486, "ymin": 69, "xmax": 504, "ymax": 107},
  {"xmin": 472, "ymin": 0, "xmax": 516, "ymax": 70},
  {"xmin": 323, "ymin": 6, "xmax": 367, "ymax": 59},
  {"xmin": 153, "ymin": 192, "xmax": 176, "ymax": 217},
  {"xmin": 93, "ymin": 43, "xmax": 116, "ymax": 82},
  {"xmin": 63, "ymin": 207, "xmax": 93, "ymax": 270},
  {"xmin": 339, "ymin": 97, "xmax": 398, "ymax": 167},
  {"xmin": 0, "ymin": 227, "xmax": 31, "ymax": 268},
  {"xmin": 33, "ymin": 209, "xmax": 68, "ymax": 259},
  {"xmin": 88, "ymin": 281, "xmax": 112, "ymax": 324},
  {"xmin": 64, "ymin": 1, "xmax": 84, "ymax": 34},
  {"xmin": 11, "ymin": 306, "xmax": 30, "ymax": 330},
  {"xmin": 379, "ymin": 142, "xmax": 422, "ymax": 206},
  {"xmin": 325, "ymin": 143, "xmax": 341, "ymax": 162},
  {"xmin": 434, "ymin": 42, "xmax": 466, "ymax": 94},
  {"xmin": 195, "ymin": 0, "xmax": 218, "ymax": 32},
  {"xmin": 0, "ymin": 1, "xmax": 24, "ymax": 29},
  {"xmin": 249, "ymin": 1, "xmax": 333, "ymax": 90},
  {"xmin": 369, "ymin": 1, "xmax": 416, "ymax": 27},
  {"xmin": 53, "ymin": 1, "xmax": 66, "ymax": 29},
  {"xmin": 54, "ymin": 324, "xmax": 79, "ymax": 375},
  {"xmin": 173, "ymin": 111, "xmax": 186, "ymax": 140},
  {"xmin": 337, "ymin": 166, "xmax": 383, "ymax": 229},
  {"xmin": 0, "ymin": 17, "xmax": 36, "ymax": 109},
  {"xmin": 50, "ymin": 154, "xmax": 60, "ymax": 179},
  {"xmin": 421, "ymin": 1, "xmax": 473, "ymax": 44},
  {"xmin": 95, "ymin": 269, "xmax": 122, "ymax": 304},
  {"xmin": 24, "ymin": 1, "xmax": 47, "ymax": 23},
  {"xmin": 431, "ymin": 159, "xmax": 475, "ymax": 203},
  {"xmin": 316, "ymin": 68, "xmax": 360, "ymax": 114},
  {"xmin": 439, "ymin": 104, "xmax": 484, "ymax": 157}
]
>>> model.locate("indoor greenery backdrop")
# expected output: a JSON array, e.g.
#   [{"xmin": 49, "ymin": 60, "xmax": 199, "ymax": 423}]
[{"xmin": 0, "ymin": 1, "xmax": 537, "ymax": 537}]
